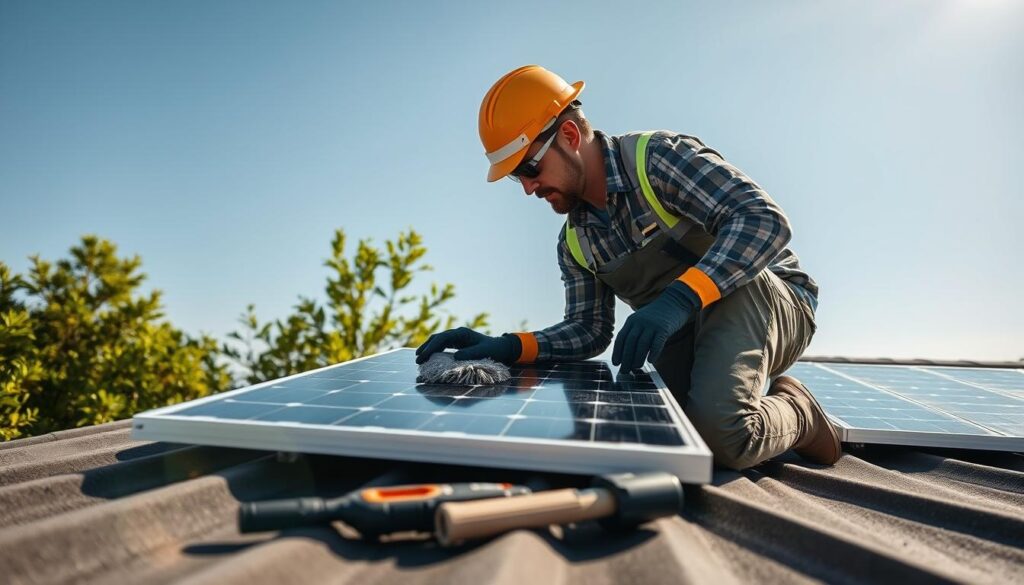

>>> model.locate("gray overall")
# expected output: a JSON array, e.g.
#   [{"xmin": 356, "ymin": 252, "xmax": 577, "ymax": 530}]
[{"xmin": 568, "ymin": 131, "xmax": 818, "ymax": 470}]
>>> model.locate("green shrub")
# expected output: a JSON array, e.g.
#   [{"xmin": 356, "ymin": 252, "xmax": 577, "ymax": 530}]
[
  {"xmin": 1, "ymin": 229, "xmax": 495, "ymax": 440},
  {"xmin": 225, "ymin": 228, "xmax": 489, "ymax": 384},
  {"xmin": 0, "ymin": 236, "xmax": 230, "ymax": 439}
]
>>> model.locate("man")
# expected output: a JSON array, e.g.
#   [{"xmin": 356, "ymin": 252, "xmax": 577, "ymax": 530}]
[{"xmin": 415, "ymin": 65, "xmax": 840, "ymax": 470}]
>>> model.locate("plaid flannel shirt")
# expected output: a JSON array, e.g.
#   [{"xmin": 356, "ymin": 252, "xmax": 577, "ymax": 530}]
[{"xmin": 511, "ymin": 130, "xmax": 819, "ymax": 363}]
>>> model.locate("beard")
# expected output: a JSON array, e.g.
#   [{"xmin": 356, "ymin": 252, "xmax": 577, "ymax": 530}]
[{"xmin": 536, "ymin": 143, "xmax": 585, "ymax": 215}]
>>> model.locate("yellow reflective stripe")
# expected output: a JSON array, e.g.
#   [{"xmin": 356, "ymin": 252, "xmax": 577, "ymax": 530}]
[
  {"xmin": 565, "ymin": 223, "xmax": 594, "ymax": 273},
  {"xmin": 635, "ymin": 132, "xmax": 680, "ymax": 229}
]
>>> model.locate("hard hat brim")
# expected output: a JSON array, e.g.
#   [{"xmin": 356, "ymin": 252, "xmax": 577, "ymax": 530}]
[
  {"xmin": 486, "ymin": 147, "xmax": 527, "ymax": 182},
  {"xmin": 485, "ymin": 80, "xmax": 585, "ymax": 183}
]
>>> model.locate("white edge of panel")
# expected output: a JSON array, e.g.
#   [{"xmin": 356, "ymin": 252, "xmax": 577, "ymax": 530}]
[
  {"xmin": 836, "ymin": 425, "xmax": 1024, "ymax": 452},
  {"xmin": 132, "ymin": 414, "xmax": 712, "ymax": 484}
]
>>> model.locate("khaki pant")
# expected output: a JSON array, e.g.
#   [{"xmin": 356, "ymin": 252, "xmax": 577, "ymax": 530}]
[{"xmin": 653, "ymin": 270, "xmax": 818, "ymax": 470}]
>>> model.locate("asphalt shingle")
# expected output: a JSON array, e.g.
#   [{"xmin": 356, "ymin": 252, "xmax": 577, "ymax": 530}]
[{"xmin": 1, "ymin": 414, "xmax": 1022, "ymax": 584}]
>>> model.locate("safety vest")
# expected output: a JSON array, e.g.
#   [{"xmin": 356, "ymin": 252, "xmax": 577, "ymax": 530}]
[
  {"xmin": 564, "ymin": 131, "xmax": 708, "ymax": 274},
  {"xmin": 560, "ymin": 131, "xmax": 717, "ymax": 311}
]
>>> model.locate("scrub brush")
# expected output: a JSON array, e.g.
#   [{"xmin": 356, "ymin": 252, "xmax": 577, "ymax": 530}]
[{"xmin": 417, "ymin": 351, "xmax": 511, "ymax": 385}]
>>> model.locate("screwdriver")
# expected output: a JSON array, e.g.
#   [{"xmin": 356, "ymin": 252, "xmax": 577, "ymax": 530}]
[{"xmin": 239, "ymin": 482, "xmax": 531, "ymax": 538}]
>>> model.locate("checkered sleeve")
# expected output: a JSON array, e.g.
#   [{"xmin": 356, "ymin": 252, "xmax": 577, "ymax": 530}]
[
  {"xmin": 645, "ymin": 132, "xmax": 793, "ymax": 306},
  {"xmin": 527, "ymin": 226, "xmax": 616, "ymax": 362}
]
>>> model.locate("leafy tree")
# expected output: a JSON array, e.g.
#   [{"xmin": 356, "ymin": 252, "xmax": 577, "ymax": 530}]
[
  {"xmin": 0, "ymin": 236, "xmax": 231, "ymax": 439},
  {"xmin": 0, "ymin": 228, "xmax": 504, "ymax": 440},
  {"xmin": 0, "ymin": 264, "xmax": 41, "ymax": 440},
  {"xmin": 225, "ymin": 228, "xmax": 490, "ymax": 384}
]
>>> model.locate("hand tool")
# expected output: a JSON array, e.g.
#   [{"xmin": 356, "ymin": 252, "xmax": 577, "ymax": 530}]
[{"xmin": 239, "ymin": 482, "xmax": 530, "ymax": 538}]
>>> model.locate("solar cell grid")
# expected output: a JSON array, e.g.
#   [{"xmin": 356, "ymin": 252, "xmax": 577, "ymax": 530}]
[
  {"xmin": 144, "ymin": 350, "xmax": 1024, "ymax": 462},
  {"xmin": 170, "ymin": 350, "xmax": 688, "ymax": 447},
  {"xmin": 782, "ymin": 362, "xmax": 1024, "ymax": 450},
  {"xmin": 782, "ymin": 363, "xmax": 992, "ymax": 436},
  {"xmin": 827, "ymin": 364, "xmax": 1024, "ymax": 436},
  {"xmin": 922, "ymin": 366, "xmax": 1024, "ymax": 399},
  {"xmin": 133, "ymin": 349, "xmax": 713, "ymax": 481}
]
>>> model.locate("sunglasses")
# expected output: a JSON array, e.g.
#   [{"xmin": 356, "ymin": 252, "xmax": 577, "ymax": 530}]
[{"xmin": 508, "ymin": 129, "xmax": 557, "ymax": 183}]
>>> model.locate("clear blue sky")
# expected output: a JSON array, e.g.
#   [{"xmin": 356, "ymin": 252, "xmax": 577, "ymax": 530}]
[{"xmin": 2, "ymin": 0, "xmax": 1021, "ymax": 362}]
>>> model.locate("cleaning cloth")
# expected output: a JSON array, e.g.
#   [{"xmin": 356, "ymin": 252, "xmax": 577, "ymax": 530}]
[{"xmin": 416, "ymin": 351, "xmax": 511, "ymax": 385}]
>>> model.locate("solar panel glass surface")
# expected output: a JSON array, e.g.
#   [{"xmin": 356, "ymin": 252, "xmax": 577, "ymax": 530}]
[
  {"xmin": 826, "ymin": 364, "xmax": 1024, "ymax": 436},
  {"xmin": 172, "ymin": 350, "xmax": 687, "ymax": 445},
  {"xmin": 922, "ymin": 366, "xmax": 1024, "ymax": 399},
  {"xmin": 782, "ymin": 362, "xmax": 1024, "ymax": 450},
  {"xmin": 133, "ymin": 349, "xmax": 713, "ymax": 482},
  {"xmin": 782, "ymin": 363, "xmax": 995, "ymax": 435}
]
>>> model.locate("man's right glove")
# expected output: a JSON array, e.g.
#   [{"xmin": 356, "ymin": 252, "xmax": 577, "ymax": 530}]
[
  {"xmin": 612, "ymin": 281, "xmax": 699, "ymax": 372},
  {"xmin": 415, "ymin": 327, "xmax": 522, "ymax": 365}
]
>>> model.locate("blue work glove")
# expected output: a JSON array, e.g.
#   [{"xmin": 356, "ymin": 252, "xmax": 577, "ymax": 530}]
[
  {"xmin": 415, "ymin": 327, "xmax": 521, "ymax": 365},
  {"xmin": 612, "ymin": 282, "xmax": 700, "ymax": 372}
]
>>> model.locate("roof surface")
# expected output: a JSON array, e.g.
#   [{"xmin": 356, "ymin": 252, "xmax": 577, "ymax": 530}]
[{"xmin": 1, "ymin": 415, "xmax": 1022, "ymax": 585}]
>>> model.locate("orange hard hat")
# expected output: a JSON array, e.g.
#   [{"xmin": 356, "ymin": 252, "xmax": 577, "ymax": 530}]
[{"xmin": 478, "ymin": 65, "xmax": 585, "ymax": 182}]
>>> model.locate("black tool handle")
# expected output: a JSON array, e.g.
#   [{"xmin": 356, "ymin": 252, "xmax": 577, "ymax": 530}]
[
  {"xmin": 239, "ymin": 482, "xmax": 530, "ymax": 536},
  {"xmin": 239, "ymin": 497, "xmax": 334, "ymax": 533},
  {"xmin": 591, "ymin": 472, "xmax": 683, "ymax": 530}
]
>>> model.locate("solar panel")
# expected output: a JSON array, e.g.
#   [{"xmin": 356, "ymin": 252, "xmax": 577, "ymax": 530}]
[
  {"xmin": 782, "ymin": 362, "xmax": 1024, "ymax": 451},
  {"xmin": 132, "ymin": 348, "xmax": 712, "ymax": 483}
]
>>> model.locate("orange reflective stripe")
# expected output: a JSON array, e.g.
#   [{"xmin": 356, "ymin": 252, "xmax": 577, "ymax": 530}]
[
  {"xmin": 677, "ymin": 267, "xmax": 721, "ymax": 308},
  {"xmin": 513, "ymin": 332, "xmax": 539, "ymax": 364}
]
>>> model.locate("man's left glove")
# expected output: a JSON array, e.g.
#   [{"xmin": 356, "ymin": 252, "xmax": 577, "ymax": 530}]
[
  {"xmin": 612, "ymin": 282, "xmax": 699, "ymax": 372},
  {"xmin": 415, "ymin": 327, "xmax": 522, "ymax": 365}
]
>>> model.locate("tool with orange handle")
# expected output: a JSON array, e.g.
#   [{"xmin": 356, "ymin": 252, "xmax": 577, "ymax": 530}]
[{"xmin": 239, "ymin": 482, "xmax": 530, "ymax": 538}]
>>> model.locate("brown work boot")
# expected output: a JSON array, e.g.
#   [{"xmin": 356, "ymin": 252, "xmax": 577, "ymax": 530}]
[{"xmin": 768, "ymin": 375, "xmax": 842, "ymax": 465}]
